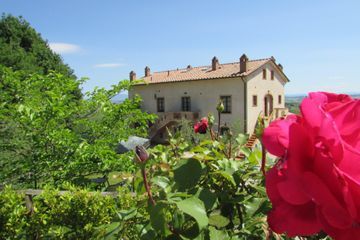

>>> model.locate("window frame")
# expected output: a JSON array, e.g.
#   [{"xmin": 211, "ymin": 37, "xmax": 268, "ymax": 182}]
[
  {"xmin": 262, "ymin": 69, "xmax": 267, "ymax": 80},
  {"xmin": 253, "ymin": 95, "xmax": 258, "ymax": 107},
  {"xmin": 181, "ymin": 96, "xmax": 191, "ymax": 111},
  {"xmin": 220, "ymin": 95, "xmax": 232, "ymax": 114},
  {"xmin": 271, "ymin": 70, "xmax": 275, "ymax": 80},
  {"xmin": 157, "ymin": 97, "xmax": 165, "ymax": 112},
  {"xmin": 278, "ymin": 95, "xmax": 282, "ymax": 104}
]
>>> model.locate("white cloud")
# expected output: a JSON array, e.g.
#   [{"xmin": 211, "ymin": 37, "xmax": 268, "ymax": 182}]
[
  {"xmin": 93, "ymin": 63, "xmax": 126, "ymax": 68},
  {"xmin": 49, "ymin": 42, "xmax": 81, "ymax": 54}
]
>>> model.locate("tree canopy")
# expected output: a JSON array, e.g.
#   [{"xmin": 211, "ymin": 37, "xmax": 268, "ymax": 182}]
[
  {"xmin": 0, "ymin": 66, "xmax": 156, "ymax": 188},
  {"xmin": 0, "ymin": 14, "xmax": 75, "ymax": 78}
]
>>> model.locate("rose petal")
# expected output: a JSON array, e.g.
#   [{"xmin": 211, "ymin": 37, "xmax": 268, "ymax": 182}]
[
  {"xmin": 266, "ymin": 166, "xmax": 284, "ymax": 205},
  {"xmin": 277, "ymin": 180, "xmax": 310, "ymax": 205},
  {"xmin": 302, "ymin": 172, "xmax": 352, "ymax": 229},
  {"xmin": 268, "ymin": 201, "xmax": 321, "ymax": 237},
  {"xmin": 300, "ymin": 97, "xmax": 323, "ymax": 130},
  {"xmin": 262, "ymin": 115, "xmax": 300, "ymax": 157}
]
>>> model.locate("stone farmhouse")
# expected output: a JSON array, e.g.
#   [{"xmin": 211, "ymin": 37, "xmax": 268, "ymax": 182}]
[{"xmin": 129, "ymin": 54, "xmax": 289, "ymax": 142}]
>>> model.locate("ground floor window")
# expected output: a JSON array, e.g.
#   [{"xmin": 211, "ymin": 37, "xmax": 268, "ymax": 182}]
[
  {"xmin": 157, "ymin": 97, "xmax": 164, "ymax": 112},
  {"xmin": 220, "ymin": 96, "xmax": 232, "ymax": 113},
  {"xmin": 181, "ymin": 96, "xmax": 191, "ymax": 111}
]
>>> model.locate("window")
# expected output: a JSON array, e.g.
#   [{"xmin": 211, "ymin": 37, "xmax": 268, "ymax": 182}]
[
  {"xmin": 262, "ymin": 69, "xmax": 267, "ymax": 79},
  {"xmin": 220, "ymin": 96, "xmax": 232, "ymax": 113},
  {"xmin": 181, "ymin": 96, "xmax": 191, "ymax": 111},
  {"xmin": 271, "ymin": 70, "xmax": 274, "ymax": 80},
  {"xmin": 157, "ymin": 97, "xmax": 164, "ymax": 112},
  {"xmin": 278, "ymin": 95, "xmax": 282, "ymax": 104},
  {"xmin": 253, "ymin": 95, "xmax": 258, "ymax": 106}
]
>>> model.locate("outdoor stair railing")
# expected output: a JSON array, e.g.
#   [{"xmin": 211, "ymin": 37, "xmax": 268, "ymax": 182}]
[{"xmin": 236, "ymin": 107, "xmax": 289, "ymax": 160}]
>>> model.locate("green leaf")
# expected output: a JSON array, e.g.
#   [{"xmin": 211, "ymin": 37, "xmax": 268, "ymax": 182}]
[
  {"xmin": 235, "ymin": 133, "xmax": 247, "ymax": 146},
  {"xmin": 176, "ymin": 197, "xmax": 208, "ymax": 231},
  {"xmin": 152, "ymin": 176, "xmax": 170, "ymax": 191},
  {"xmin": 149, "ymin": 203, "xmax": 168, "ymax": 235},
  {"xmin": 208, "ymin": 226, "xmax": 230, "ymax": 240},
  {"xmin": 244, "ymin": 197, "xmax": 266, "ymax": 217},
  {"xmin": 99, "ymin": 222, "xmax": 121, "ymax": 240},
  {"xmin": 240, "ymin": 146, "xmax": 251, "ymax": 158},
  {"xmin": 213, "ymin": 171, "xmax": 236, "ymax": 186},
  {"xmin": 198, "ymin": 188, "xmax": 217, "ymax": 211},
  {"xmin": 208, "ymin": 214, "xmax": 230, "ymax": 228},
  {"xmin": 174, "ymin": 158, "xmax": 202, "ymax": 191},
  {"xmin": 118, "ymin": 207, "xmax": 137, "ymax": 221}
]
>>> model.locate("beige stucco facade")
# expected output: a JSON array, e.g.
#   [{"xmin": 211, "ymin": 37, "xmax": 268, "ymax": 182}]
[
  {"xmin": 129, "ymin": 76, "xmax": 246, "ymax": 131},
  {"xmin": 129, "ymin": 58, "xmax": 288, "ymax": 137},
  {"xmin": 246, "ymin": 62, "xmax": 287, "ymax": 133}
]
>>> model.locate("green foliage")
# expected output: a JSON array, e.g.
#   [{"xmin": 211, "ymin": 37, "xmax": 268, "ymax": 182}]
[
  {"xmin": 0, "ymin": 186, "xmax": 29, "ymax": 239},
  {"xmin": 110, "ymin": 131, "xmax": 271, "ymax": 239},
  {"xmin": 0, "ymin": 14, "xmax": 75, "ymax": 78},
  {"xmin": 285, "ymin": 101, "xmax": 300, "ymax": 114},
  {"xmin": 0, "ymin": 123, "xmax": 332, "ymax": 239},
  {"xmin": 0, "ymin": 66, "xmax": 156, "ymax": 188},
  {"xmin": 0, "ymin": 186, "xmax": 119, "ymax": 239},
  {"xmin": 105, "ymin": 127, "xmax": 331, "ymax": 239}
]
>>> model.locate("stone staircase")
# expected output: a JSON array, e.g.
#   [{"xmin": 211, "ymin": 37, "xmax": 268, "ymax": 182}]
[
  {"xmin": 149, "ymin": 112, "xmax": 199, "ymax": 140},
  {"xmin": 236, "ymin": 133, "xmax": 258, "ymax": 160},
  {"xmin": 235, "ymin": 107, "xmax": 288, "ymax": 160}
]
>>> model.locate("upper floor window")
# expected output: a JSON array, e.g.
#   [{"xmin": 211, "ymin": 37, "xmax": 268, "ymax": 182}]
[
  {"xmin": 278, "ymin": 95, "xmax": 282, "ymax": 104},
  {"xmin": 253, "ymin": 95, "xmax": 258, "ymax": 107},
  {"xmin": 262, "ymin": 69, "xmax": 267, "ymax": 79},
  {"xmin": 220, "ymin": 96, "xmax": 232, "ymax": 113},
  {"xmin": 271, "ymin": 70, "xmax": 275, "ymax": 80},
  {"xmin": 157, "ymin": 97, "xmax": 164, "ymax": 112},
  {"xmin": 181, "ymin": 96, "xmax": 191, "ymax": 111}
]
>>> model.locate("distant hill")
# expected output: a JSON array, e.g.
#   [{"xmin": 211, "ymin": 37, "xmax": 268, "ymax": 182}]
[
  {"xmin": 111, "ymin": 92, "xmax": 128, "ymax": 103},
  {"xmin": 285, "ymin": 93, "xmax": 360, "ymax": 114}
]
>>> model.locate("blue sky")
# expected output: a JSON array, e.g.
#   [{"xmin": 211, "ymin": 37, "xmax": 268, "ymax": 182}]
[{"xmin": 2, "ymin": 0, "xmax": 360, "ymax": 95}]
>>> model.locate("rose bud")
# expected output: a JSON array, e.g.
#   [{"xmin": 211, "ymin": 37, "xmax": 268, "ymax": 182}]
[
  {"xmin": 134, "ymin": 145, "xmax": 149, "ymax": 164},
  {"xmin": 216, "ymin": 101, "xmax": 224, "ymax": 113},
  {"xmin": 207, "ymin": 113, "xmax": 215, "ymax": 127}
]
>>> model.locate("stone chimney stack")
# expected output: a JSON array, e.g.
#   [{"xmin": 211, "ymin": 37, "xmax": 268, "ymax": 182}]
[
  {"xmin": 212, "ymin": 56, "xmax": 220, "ymax": 71},
  {"xmin": 278, "ymin": 63, "xmax": 283, "ymax": 71},
  {"xmin": 240, "ymin": 54, "xmax": 249, "ymax": 74},
  {"xmin": 129, "ymin": 71, "xmax": 136, "ymax": 81},
  {"xmin": 145, "ymin": 66, "xmax": 151, "ymax": 77}
]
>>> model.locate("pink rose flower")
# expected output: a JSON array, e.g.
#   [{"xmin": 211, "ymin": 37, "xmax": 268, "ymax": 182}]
[
  {"xmin": 262, "ymin": 92, "xmax": 360, "ymax": 239},
  {"xmin": 194, "ymin": 117, "xmax": 209, "ymax": 134}
]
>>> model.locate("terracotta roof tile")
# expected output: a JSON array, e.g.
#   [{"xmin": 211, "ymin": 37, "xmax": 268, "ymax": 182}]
[{"xmin": 138, "ymin": 58, "xmax": 272, "ymax": 84}]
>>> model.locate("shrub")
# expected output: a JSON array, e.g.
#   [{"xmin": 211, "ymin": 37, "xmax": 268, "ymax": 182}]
[{"xmin": 0, "ymin": 186, "xmax": 119, "ymax": 239}]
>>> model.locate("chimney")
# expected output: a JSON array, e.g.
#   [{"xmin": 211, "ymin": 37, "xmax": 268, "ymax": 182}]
[
  {"xmin": 240, "ymin": 54, "xmax": 249, "ymax": 74},
  {"xmin": 129, "ymin": 71, "xmax": 136, "ymax": 81},
  {"xmin": 212, "ymin": 56, "xmax": 220, "ymax": 71},
  {"xmin": 278, "ymin": 63, "xmax": 283, "ymax": 71},
  {"xmin": 145, "ymin": 66, "xmax": 151, "ymax": 77}
]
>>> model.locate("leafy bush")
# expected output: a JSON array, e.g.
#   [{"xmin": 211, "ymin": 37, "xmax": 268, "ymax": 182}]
[
  {"xmin": 0, "ymin": 186, "xmax": 119, "ymax": 239},
  {"xmin": 0, "ymin": 186, "xmax": 29, "ymax": 239}
]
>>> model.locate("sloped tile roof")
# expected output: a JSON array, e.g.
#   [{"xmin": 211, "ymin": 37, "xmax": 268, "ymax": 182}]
[{"xmin": 138, "ymin": 58, "xmax": 272, "ymax": 85}]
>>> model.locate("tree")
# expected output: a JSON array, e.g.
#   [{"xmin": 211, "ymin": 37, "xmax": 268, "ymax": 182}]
[
  {"xmin": 0, "ymin": 66, "xmax": 156, "ymax": 188},
  {"xmin": 0, "ymin": 14, "xmax": 75, "ymax": 78}
]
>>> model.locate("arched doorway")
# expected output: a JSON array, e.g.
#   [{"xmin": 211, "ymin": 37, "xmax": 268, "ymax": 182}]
[{"xmin": 264, "ymin": 94, "xmax": 273, "ymax": 117}]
